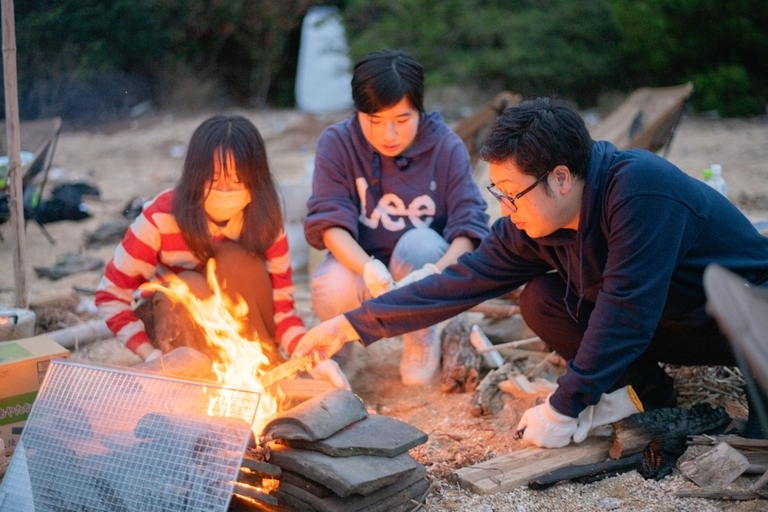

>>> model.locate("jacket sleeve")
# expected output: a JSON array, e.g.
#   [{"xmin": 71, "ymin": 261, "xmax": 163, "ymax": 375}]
[
  {"xmin": 345, "ymin": 219, "xmax": 550, "ymax": 344},
  {"xmin": 265, "ymin": 230, "xmax": 307, "ymax": 356},
  {"xmin": 304, "ymin": 129, "xmax": 361, "ymax": 250},
  {"xmin": 440, "ymin": 135, "xmax": 490, "ymax": 245},
  {"xmin": 95, "ymin": 205, "xmax": 162, "ymax": 353}
]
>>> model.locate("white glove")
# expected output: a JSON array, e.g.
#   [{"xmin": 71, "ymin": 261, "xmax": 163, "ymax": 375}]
[
  {"xmin": 363, "ymin": 258, "xmax": 394, "ymax": 298},
  {"xmin": 516, "ymin": 394, "xmax": 579, "ymax": 448},
  {"xmin": 572, "ymin": 385, "xmax": 644, "ymax": 443},
  {"xmin": 395, "ymin": 263, "xmax": 440, "ymax": 289},
  {"xmin": 145, "ymin": 348, "xmax": 162, "ymax": 362},
  {"xmin": 307, "ymin": 359, "xmax": 351, "ymax": 390}
]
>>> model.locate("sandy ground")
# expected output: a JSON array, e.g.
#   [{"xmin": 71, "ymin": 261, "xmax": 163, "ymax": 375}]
[{"xmin": 1, "ymin": 107, "xmax": 768, "ymax": 511}]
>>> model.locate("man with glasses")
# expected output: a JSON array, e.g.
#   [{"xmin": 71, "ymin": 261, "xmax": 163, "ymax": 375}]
[{"xmin": 293, "ymin": 97, "xmax": 768, "ymax": 447}]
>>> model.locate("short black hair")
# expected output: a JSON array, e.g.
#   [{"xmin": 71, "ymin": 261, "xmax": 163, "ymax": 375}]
[
  {"xmin": 479, "ymin": 97, "xmax": 593, "ymax": 179},
  {"xmin": 351, "ymin": 49, "xmax": 425, "ymax": 114}
]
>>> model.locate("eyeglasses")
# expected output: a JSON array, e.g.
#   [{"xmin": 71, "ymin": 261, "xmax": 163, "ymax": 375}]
[{"xmin": 487, "ymin": 172, "xmax": 549, "ymax": 212}]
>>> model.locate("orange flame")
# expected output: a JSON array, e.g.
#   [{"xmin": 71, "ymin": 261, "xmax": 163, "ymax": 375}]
[{"xmin": 140, "ymin": 259, "xmax": 281, "ymax": 435}]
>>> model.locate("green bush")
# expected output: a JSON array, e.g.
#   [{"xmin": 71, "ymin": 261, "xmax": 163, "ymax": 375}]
[
  {"xmin": 692, "ymin": 65, "xmax": 760, "ymax": 117},
  {"xmin": 341, "ymin": 0, "xmax": 622, "ymax": 107}
]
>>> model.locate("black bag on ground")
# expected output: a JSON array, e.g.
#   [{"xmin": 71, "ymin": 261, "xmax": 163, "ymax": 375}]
[{"xmin": 32, "ymin": 182, "xmax": 100, "ymax": 225}]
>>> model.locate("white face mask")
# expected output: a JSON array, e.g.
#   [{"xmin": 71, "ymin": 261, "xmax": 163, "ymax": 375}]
[{"xmin": 204, "ymin": 188, "xmax": 251, "ymax": 222}]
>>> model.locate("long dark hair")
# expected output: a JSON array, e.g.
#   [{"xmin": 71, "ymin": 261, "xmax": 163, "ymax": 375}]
[
  {"xmin": 351, "ymin": 49, "xmax": 425, "ymax": 114},
  {"xmin": 173, "ymin": 115, "xmax": 282, "ymax": 262}
]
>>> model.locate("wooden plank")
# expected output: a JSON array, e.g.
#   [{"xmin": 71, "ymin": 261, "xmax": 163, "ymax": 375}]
[{"xmin": 453, "ymin": 437, "xmax": 612, "ymax": 495}]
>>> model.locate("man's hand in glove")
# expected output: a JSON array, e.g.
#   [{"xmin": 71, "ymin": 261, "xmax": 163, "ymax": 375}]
[
  {"xmin": 516, "ymin": 395, "xmax": 579, "ymax": 448},
  {"xmin": 573, "ymin": 385, "xmax": 644, "ymax": 443},
  {"xmin": 363, "ymin": 258, "xmax": 394, "ymax": 298},
  {"xmin": 395, "ymin": 263, "xmax": 440, "ymax": 289},
  {"xmin": 307, "ymin": 359, "xmax": 351, "ymax": 390}
]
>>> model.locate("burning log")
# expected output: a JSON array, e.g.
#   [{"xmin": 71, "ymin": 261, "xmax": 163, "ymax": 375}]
[
  {"xmin": 610, "ymin": 403, "xmax": 731, "ymax": 460},
  {"xmin": 440, "ymin": 314, "xmax": 481, "ymax": 394}
]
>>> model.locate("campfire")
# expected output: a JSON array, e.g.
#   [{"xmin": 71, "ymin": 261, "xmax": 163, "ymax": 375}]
[{"xmin": 0, "ymin": 258, "xmax": 430, "ymax": 511}]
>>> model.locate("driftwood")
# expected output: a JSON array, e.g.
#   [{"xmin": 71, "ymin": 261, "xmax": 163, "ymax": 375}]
[
  {"xmin": 528, "ymin": 452, "xmax": 643, "ymax": 490},
  {"xmin": 440, "ymin": 314, "xmax": 481, "ymax": 394},
  {"xmin": 469, "ymin": 363, "xmax": 514, "ymax": 417},
  {"xmin": 675, "ymin": 489, "xmax": 767, "ymax": 501},
  {"xmin": 678, "ymin": 442, "xmax": 750, "ymax": 489},
  {"xmin": 610, "ymin": 403, "xmax": 732, "ymax": 460},
  {"xmin": 453, "ymin": 437, "xmax": 612, "ymax": 494}
]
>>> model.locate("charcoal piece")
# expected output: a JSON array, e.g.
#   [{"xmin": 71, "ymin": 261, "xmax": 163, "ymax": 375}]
[
  {"xmin": 267, "ymin": 443, "xmax": 420, "ymax": 497},
  {"xmin": 261, "ymin": 389, "xmax": 368, "ymax": 442},
  {"xmin": 638, "ymin": 434, "xmax": 689, "ymax": 480},
  {"xmin": 275, "ymin": 465, "xmax": 429, "ymax": 512},
  {"xmin": 280, "ymin": 414, "xmax": 427, "ymax": 458}
]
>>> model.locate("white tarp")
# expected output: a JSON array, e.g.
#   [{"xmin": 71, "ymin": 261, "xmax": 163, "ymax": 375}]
[{"xmin": 295, "ymin": 6, "xmax": 353, "ymax": 114}]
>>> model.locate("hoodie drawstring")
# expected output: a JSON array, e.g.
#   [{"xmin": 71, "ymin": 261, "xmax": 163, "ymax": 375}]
[{"xmin": 564, "ymin": 230, "xmax": 585, "ymax": 323}]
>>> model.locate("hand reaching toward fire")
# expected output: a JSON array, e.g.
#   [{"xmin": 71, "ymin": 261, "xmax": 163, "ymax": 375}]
[{"xmin": 292, "ymin": 314, "xmax": 361, "ymax": 362}]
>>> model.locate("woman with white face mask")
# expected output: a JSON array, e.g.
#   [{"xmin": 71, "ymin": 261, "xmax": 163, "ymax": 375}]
[{"xmin": 95, "ymin": 115, "xmax": 349, "ymax": 389}]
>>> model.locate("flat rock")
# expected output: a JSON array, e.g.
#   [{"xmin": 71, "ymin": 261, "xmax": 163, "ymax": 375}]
[
  {"xmin": 261, "ymin": 388, "xmax": 368, "ymax": 442},
  {"xmin": 275, "ymin": 465, "xmax": 428, "ymax": 512},
  {"xmin": 281, "ymin": 414, "xmax": 427, "ymax": 458},
  {"xmin": 267, "ymin": 443, "xmax": 419, "ymax": 497}
]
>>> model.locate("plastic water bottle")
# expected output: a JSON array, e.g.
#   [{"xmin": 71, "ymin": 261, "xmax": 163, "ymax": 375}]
[{"xmin": 702, "ymin": 164, "xmax": 727, "ymax": 197}]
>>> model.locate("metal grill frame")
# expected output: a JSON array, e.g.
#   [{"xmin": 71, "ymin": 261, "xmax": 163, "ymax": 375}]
[{"xmin": 0, "ymin": 359, "xmax": 262, "ymax": 512}]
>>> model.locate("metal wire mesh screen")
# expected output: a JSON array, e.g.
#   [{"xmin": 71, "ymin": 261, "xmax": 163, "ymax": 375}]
[{"xmin": 0, "ymin": 359, "xmax": 261, "ymax": 512}]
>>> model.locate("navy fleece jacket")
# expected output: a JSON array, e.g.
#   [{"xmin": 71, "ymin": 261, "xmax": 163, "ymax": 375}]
[
  {"xmin": 345, "ymin": 141, "xmax": 768, "ymax": 417},
  {"xmin": 304, "ymin": 112, "xmax": 489, "ymax": 265}
]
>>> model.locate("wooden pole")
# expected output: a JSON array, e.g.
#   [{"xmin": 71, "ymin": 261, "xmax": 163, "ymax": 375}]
[{"xmin": 1, "ymin": 0, "xmax": 27, "ymax": 308}]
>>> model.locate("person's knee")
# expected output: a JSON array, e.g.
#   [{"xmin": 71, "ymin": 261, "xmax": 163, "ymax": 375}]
[
  {"xmin": 391, "ymin": 228, "xmax": 448, "ymax": 277},
  {"xmin": 311, "ymin": 256, "xmax": 363, "ymax": 320},
  {"xmin": 518, "ymin": 274, "xmax": 560, "ymax": 322}
]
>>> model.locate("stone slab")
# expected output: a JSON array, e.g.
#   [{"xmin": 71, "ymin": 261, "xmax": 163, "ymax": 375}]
[
  {"xmin": 276, "ymin": 466, "xmax": 428, "ymax": 512},
  {"xmin": 282, "ymin": 414, "xmax": 427, "ymax": 458},
  {"xmin": 267, "ymin": 443, "xmax": 419, "ymax": 497},
  {"xmin": 261, "ymin": 388, "xmax": 368, "ymax": 442}
]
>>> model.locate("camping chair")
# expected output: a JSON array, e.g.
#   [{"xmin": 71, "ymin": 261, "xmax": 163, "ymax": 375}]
[
  {"xmin": 0, "ymin": 116, "xmax": 62, "ymax": 244},
  {"xmin": 589, "ymin": 82, "xmax": 694, "ymax": 158},
  {"xmin": 453, "ymin": 91, "xmax": 522, "ymax": 176}
]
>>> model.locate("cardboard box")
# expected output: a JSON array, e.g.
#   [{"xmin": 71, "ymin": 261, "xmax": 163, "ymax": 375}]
[{"xmin": 0, "ymin": 334, "xmax": 69, "ymax": 455}]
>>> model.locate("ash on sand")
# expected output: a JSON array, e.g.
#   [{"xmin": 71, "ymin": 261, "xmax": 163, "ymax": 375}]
[{"xmin": 2, "ymin": 110, "xmax": 768, "ymax": 511}]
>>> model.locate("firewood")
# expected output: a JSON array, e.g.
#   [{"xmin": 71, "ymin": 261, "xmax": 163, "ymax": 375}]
[
  {"xmin": 678, "ymin": 442, "xmax": 750, "ymax": 489},
  {"xmin": 440, "ymin": 314, "xmax": 481, "ymax": 394},
  {"xmin": 528, "ymin": 452, "xmax": 643, "ymax": 490},
  {"xmin": 675, "ymin": 489, "xmax": 767, "ymax": 500},
  {"xmin": 688, "ymin": 435, "xmax": 768, "ymax": 450},
  {"xmin": 232, "ymin": 482, "xmax": 279, "ymax": 506},
  {"xmin": 469, "ymin": 363, "xmax": 514, "ymax": 417},
  {"xmin": 610, "ymin": 403, "xmax": 731, "ymax": 460}
]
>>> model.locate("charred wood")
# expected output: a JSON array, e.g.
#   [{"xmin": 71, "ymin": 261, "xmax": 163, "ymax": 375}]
[{"xmin": 440, "ymin": 314, "xmax": 481, "ymax": 394}]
